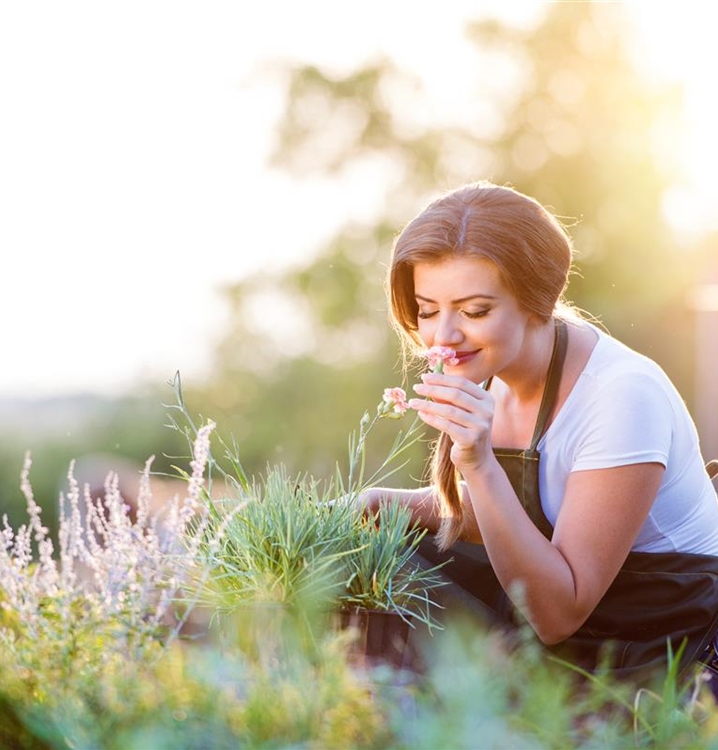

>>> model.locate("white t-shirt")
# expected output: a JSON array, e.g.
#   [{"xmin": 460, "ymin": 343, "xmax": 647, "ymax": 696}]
[{"xmin": 537, "ymin": 323, "xmax": 718, "ymax": 555}]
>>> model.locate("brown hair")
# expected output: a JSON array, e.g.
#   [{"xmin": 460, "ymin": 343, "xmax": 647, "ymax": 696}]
[{"xmin": 387, "ymin": 181, "xmax": 574, "ymax": 549}]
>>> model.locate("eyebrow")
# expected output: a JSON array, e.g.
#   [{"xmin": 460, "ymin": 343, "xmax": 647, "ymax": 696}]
[{"xmin": 415, "ymin": 293, "xmax": 497, "ymax": 304}]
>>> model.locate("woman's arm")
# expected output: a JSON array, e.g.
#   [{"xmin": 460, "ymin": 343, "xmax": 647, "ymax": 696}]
[
  {"xmin": 410, "ymin": 370, "xmax": 665, "ymax": 645},
  {"xmin": 359, "ymin": 483, "xmax": 483, "ymax": 543},
  {"xmin": 461, "ymin": 457, "xmax": 663, "ymax": 644}
]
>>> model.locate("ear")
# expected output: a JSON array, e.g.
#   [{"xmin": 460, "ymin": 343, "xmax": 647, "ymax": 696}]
[{"xmin": 525, "ymin": 311, "xmax": 549, "ymax": 329}]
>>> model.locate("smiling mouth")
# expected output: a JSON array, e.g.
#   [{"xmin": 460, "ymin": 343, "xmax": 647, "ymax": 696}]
[{"xmin": 452, "ymin": 350, "xmax": 480, "ymax": 363}]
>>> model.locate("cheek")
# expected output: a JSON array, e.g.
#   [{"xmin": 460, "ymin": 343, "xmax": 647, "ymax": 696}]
[
  {"xmin": 416, "ymin": 319, "xmax": 433, "ymax": 346},
  {"xmin": 483, "ymin": 314, "xmax": 517, "ymax": 343}
]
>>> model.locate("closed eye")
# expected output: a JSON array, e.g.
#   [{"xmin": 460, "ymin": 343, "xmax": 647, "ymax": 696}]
[{"xmin": 418, "ymin": 309, "xmax": 489, "ymax": 320}]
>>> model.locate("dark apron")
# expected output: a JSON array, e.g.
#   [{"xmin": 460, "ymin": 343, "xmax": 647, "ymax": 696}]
[{"xmin": 418, "ymin": 319, "xmax": 718, "ymax": 678}]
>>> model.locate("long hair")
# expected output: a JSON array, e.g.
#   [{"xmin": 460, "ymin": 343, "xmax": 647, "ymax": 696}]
[{"xmin": 387, "ymin": 182, "xmax": 574, "ymax": 549}]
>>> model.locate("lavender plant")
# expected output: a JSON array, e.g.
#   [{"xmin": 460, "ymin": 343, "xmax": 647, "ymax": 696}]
[
  {"xmin": 0, "ymin": 420, "xmax": 225, "ymax": 684},
  {"xmin": 0, "ymin": 407, "xmax": 395, "ymax": 748},
  {"xmin": 164, "ymin": 371, "xmax": 250, "ymax": 498}
]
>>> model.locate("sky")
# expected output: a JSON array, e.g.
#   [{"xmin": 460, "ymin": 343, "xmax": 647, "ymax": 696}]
[{"xmin": 2, "ymin": 0, "xmax": 717, "ymax": 400}]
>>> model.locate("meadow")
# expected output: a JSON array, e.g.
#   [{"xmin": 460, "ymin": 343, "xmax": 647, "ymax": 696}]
[{"xmin": 3, "ymin": 376, "xmax": 718, "ymax": 750}]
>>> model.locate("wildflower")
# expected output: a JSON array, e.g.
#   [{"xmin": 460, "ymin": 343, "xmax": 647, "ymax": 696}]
[
  {"xmin": 183, "ymin": 419, "xmax": 216, "ymax": 520},
  {"xmin": 380, "ymin": 387, "xmax": 410, "ymax": 418},
  {"xmin": 425, "ymin": 345, "xmax": 459, "ymax": 373},
  {"xmin": 0, "ymin": 421, "xmax": 228, "ymax": 659}
]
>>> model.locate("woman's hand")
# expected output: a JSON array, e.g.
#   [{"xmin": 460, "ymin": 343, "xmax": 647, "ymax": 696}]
[
  {"xmin": 324, "ymin": 489, "xmax": 380, "ymax": 516},
  {"xmin": 409, "ymin": 372, "xmax": 495, "ymax": 475},
  {"xmin": 339, "ymin": 485, "xmax": 448, "ymax": 537},
  {"xmin": 354, "ymin": 488, "xmax": 382, "ymax": 518}
]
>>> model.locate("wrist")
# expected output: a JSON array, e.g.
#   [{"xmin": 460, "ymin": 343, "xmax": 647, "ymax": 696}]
[{"xmin": 457, "ymin": 452, "xmax": 501, "ymax": 482}]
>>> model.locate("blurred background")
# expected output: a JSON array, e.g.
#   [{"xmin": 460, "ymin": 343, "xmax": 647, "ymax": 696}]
[{"xmin": 2, "ymin": 0, "xmax": 718, "ymax": 535}]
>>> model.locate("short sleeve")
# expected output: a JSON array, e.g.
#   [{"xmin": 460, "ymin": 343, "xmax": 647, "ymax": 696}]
[{"xmin": 571, "ymin": 372, "xmax": 673, "ymax": 472}]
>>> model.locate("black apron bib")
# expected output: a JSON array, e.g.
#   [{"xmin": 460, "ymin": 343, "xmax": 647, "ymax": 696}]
[{"xmin": 418, "ymin": 319, "xmax": 718, "ymax": 678}]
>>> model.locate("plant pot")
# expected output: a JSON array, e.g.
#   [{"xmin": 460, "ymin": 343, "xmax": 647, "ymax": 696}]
[{"xmin": 337, "ymin": 608, "xmax": 421, "ymax": 672}]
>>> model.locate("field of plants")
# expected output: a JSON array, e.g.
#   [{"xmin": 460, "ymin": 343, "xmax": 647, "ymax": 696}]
[{"xmin": 2, "ymin": 376, "xmax": 718, "ymax": 750}]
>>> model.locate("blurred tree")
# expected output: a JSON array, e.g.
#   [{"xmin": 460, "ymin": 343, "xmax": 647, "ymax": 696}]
[
  {"xmin": 196, "ymin": 2, "xmax": 697, "ymax": 482},
  {"xmin": 465, "ymin": 5, "xmax": 690, "ymax": 369}
]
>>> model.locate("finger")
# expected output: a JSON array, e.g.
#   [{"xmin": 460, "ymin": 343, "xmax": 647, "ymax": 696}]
[
  {"xmin": 419, "ymin": 371, "xmax": 486, "ymax": 393},
  {"xmin": 408, "ymin": 397, "xmax": 470, "ymax": 422},
  {"xmin": 409, "ymin": 399, "xmax": 486, "ymax": 437},
  {"xmin": 414, "ymin": 408, "xmax": 482, "ymax": 447},
  {"xmin": 411, "ymin": 384, "xmax": 487, "ymax": 414}
]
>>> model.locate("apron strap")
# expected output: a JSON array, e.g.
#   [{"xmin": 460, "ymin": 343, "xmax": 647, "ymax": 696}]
[
  {"xmin": 482, "ymin": 317, "xmax": 568, "ymax": 451},
  {"xmin": 528, "ymin": 318, "xmax": 568, "ymax": 451}
]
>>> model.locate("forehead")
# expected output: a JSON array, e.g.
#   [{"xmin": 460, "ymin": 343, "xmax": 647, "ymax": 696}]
[{"xmin": 413, "ymin": 256, "xmax": 508, "ymax": 298}]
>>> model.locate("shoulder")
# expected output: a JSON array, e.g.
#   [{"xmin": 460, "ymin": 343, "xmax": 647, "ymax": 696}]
[
  {"xmin": 554, "ymin": 321, "xmax": 679, "ymax": 429},
  {"xmin": 570, "ymin": 321, "xmax": 676, "ymax": 396}
]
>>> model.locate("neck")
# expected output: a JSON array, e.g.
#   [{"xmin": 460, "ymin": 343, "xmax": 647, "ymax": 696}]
[{"xmin": 497, "ymin": 319, "xmax": 557, "ymax": 404}]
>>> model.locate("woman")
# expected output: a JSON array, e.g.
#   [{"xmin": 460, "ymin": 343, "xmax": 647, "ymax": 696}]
[{"xmin": 364, "ymin": 181, "xmax": 718, "ymax": 679}]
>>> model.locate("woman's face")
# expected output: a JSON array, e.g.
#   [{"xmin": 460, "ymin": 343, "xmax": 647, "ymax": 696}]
[{"xmin": 413, "ymin": 256, "xmax": 535, "ymax": 383}]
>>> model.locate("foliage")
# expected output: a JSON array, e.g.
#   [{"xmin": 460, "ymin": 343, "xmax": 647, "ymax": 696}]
[
  {"xmin": 203, "ymin": 478, "xmax": 447, "ymax": 627},
  {"xmin": 0, "ymin": 625, "xmax": 391, "ymax": 750},
  {"xmin": 382, "ymin": 617, "xmax": 718, "ymax": 750},
  {"xmin": 165, "ymin": 374, "xmax": 446, "ymax": 628},
  {"xmin": 3, "ymin": 404, "xmax": 718, "ymax": 747},
  {"xmin": 339, "ymin": 498, "xmax": 443, "ymax": 620},
  {"xmin": 0, "ymin": 404, "xmax": 397, "ymax": 749},
  {"xmin": 5, "ymin": 604, "xmax": 718, "ymax": 749},
  {"xmin": 0, "ymin": 422, "xmax": 224, "ymax": 696},
  {"xmin": 206, "ymin": 469, "xmax": 358, "ymax": 611}
]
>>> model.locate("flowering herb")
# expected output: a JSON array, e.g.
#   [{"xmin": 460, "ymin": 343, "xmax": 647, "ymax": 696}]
[
  {"xmin": 0, "ymin": 421, "xmax": 226, "ymax": 661},
  {"xmin": 425, "ymin": 346, "xmax": 459, "ymax": 373},
  {"xmin": 380, "ymin": 387, "xmax": 409, "ymax": 418},
  {"xmin": 376, "ymin": 347, "xmax": 458, "ymax": 421}
]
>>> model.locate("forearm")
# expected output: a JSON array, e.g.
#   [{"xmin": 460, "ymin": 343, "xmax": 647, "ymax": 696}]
[
  {"xmin": 462, "ymin": 458, "xmax": 585, "ymax": 643},
  {"xmin": 363, "ymin": 484, "xmax": 483, "ymax": 543}
]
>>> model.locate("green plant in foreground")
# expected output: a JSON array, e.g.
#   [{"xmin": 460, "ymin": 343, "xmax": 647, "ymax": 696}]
[
  {"xmin": 380, "ymin": 614, "xmax": 718, "ymax": 750},
  {"xmin": 201, "ymin": 473, "xmax": 446, "ymax": 630},
  {"xmin": 8, "ymin": 369, "xmax": 718, "ymax": 748},
  {"xmin": 0, "ymin": 627, "xmax": 392, "ymax": 750},
  {"xmin": 204, "ymin": 468, "xmax": 360, "ymax": 613},
  {"xmin": 342, "ymin": 499, "xmax": 446, "ymax": 625},
  {"xmin": 167, "ymin": 371, "xmax": 446, "ymax": 629}
]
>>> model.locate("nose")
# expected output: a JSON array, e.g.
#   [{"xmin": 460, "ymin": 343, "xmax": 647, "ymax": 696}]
[{"xmin": 434, "ymin": 312, "xmax": 463, "ymax": 347}]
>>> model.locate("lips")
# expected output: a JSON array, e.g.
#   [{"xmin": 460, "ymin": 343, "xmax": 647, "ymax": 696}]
[{"xmin": 450, "ymin": 350, "xmax": 480, "ymax": 365}]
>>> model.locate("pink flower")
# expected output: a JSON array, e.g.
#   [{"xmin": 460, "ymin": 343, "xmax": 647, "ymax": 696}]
[
  {"xmin": 425, "ymin": 346, "xmax": 459, "ymax": 372},
  {"xmin": 382, "ymin": 387, "xmax": 409, "ymax": 415}
]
